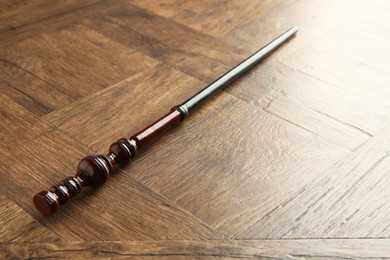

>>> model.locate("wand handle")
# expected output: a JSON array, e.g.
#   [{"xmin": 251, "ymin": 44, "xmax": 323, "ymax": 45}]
[{"xmin": 33, "ymin": 109, "xmax": 182, "ymax": 216}]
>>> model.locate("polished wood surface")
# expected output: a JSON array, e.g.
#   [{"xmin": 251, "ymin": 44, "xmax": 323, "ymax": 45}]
[{"xmin": 1, "ymin": 0, "xmax": 389, "ymax": 258}]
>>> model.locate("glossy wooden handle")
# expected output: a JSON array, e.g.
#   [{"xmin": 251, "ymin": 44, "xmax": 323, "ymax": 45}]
[{"xmin": 33, "ymin": 109, "xmax": 182, "ymax": 216}]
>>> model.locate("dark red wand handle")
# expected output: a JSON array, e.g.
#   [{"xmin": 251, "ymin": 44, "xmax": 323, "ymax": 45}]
[{"xmin": 33, "ymin": 109, "xmax": 182, "ymax": 216}]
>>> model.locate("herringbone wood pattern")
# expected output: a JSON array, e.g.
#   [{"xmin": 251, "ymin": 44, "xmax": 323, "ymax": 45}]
[{"xmin": 1, "ymin": 0, "xmax": 390, "ymax": 258}]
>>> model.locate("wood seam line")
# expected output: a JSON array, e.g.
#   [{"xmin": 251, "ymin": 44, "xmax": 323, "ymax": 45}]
[
  {"xmin": 1, "ymin": 239, "xmax": 389, "ymax": 258},
  {"xmin": 2, "ymin": 238, "xmax": 390, "ymax": 243},
  {"xmin": 263, "ymin": 109, "xmax": 352, "ymax": 151}
]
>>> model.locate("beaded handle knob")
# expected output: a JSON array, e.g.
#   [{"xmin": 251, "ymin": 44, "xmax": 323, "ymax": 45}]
[{"xmin": 33, "ymin": 138, "xmax": 137, "ymax": 216}]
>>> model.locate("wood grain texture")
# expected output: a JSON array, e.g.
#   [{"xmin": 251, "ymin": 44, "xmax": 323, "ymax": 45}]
[
  {"xmin": 0, "ymin": 0, "xmax": 101, "ymax": 32},
  {"xmin": 0, "ymin": 1, "xmax": 115, "ymax": 49},
  {"xmin": 0, "ymin": 0, "xmax": 389, "ymax": 258},
  {"xmin": 0, "ymin": 194, "xmax": 60, "ymax": 243},
  {"xmin": 0, "ymin": 94, "xmax": 52, "ymax": 144},
  {"xmin": 81, "ymin": 3, "xmax": 248, "ymax": 83},
  {"xmin": 0, "ymin": 58, "xmax": 74, "ymax": 116},
  {"xmin": 1, "ymin": 239, "xmax": 389, "ymax": 259},
  {"xmin": 2, "ymin": 23, "xmax": 158, "ymax": 100},
  {"xmin": 133, "ymin": 0, "xmax": 295, "ymax": 37},
  {"xmin": 236, "ymin": 125, "xmax": 390, "ymax": 239}
]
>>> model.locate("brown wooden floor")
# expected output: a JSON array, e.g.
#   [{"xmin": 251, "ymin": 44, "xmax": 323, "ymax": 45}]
[{"xmin": 1, "ymin": 0, "xmax": 390, "ymax": 258}]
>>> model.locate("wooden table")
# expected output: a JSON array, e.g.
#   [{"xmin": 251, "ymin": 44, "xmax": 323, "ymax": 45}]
[{"xmin": 1, "ymin": 0, "xmax": 389, "ymax": 258}]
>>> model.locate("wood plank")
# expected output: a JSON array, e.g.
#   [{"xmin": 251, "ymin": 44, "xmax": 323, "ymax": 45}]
[
  {"xmin": 1, "ymin": 239, "xmax": 389, "ymax": 259},
  {"xmin": 0, "ymin": 58, "xmax": 74, "ymax": 116},
  {"xmin": 0, "ymin": 94, "xmax": 52, "ymax": 145},
  {"xmin": 82, "ymin": 4, "xmax": 249, "ymax": 83},
  {"xmin": 2, "ymin": 23, "xmax": 158, "ymax": 100},
  {"xmin": 130, "ymin": 0, "xmax": 197, "ymax": 18},
  {"xmin": 100, "ymin": 4, "xmax": 247, "ymax": 66},
  {"xmin": 236, "ymin": 125, "xmax": 390, "ymax": 239},
  {"xmin": 0, "ymin": 81, "xmax": 51, "ymax": 117},
  {"xmin": 0, "ymin": 0, "xmax": 101, "ymax": 32},
  {"xmin": 0, "ymin": 1, "xmax": 116, "ymax": 49},
  {"xmin": 133, "ymin": 0, "xmax": 295, "ymax": 37},
  {"xmin": 0, "ymin": 194, "xmax": 60, "ymax": 242},
  {"xmin": 0, "ymin": 129, "xmax": 222, "ymax": 241}
]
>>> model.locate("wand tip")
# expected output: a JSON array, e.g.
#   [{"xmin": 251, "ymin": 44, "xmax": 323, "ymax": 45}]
[{"xmin": 291, "ymin": 26, "xmax": 299, "ymax": 34}]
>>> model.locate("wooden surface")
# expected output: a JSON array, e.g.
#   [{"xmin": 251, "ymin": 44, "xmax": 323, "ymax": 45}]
[{"xmin": 1, "ymin": 0, "xmax": 390, "ymax": 258}]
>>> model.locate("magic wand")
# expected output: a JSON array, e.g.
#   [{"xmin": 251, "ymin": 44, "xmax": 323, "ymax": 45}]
[{"xmin": 33, "ymin": 26, "xmax": 299, "ymax": 216}]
